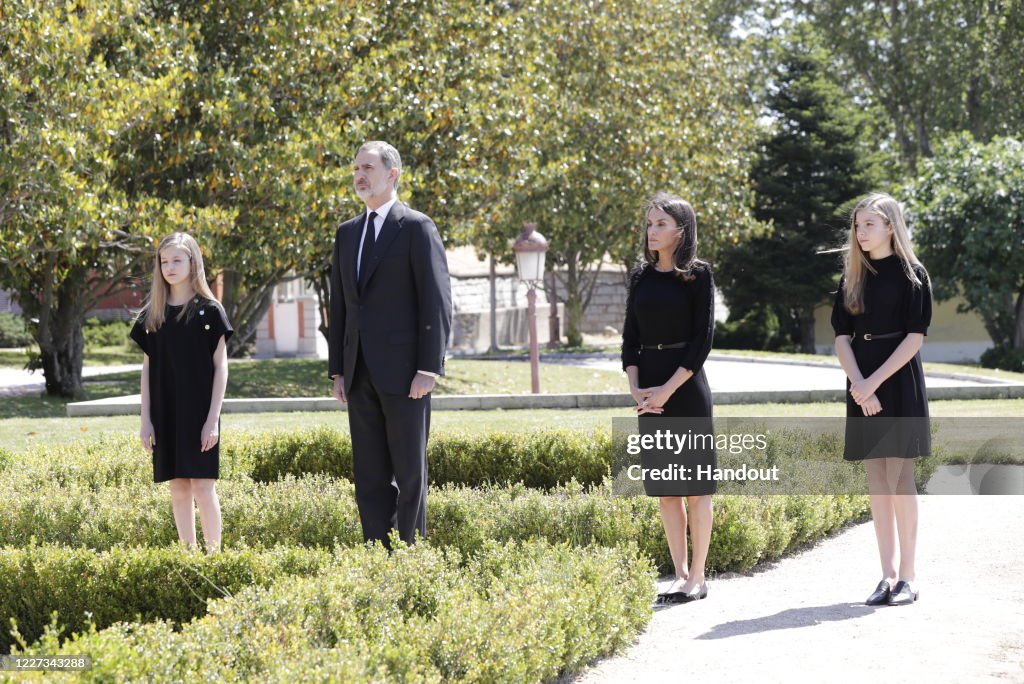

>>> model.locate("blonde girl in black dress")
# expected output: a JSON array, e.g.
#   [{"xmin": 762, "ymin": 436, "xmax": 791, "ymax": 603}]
[
  {"xmin": 131, "ymin": 232, "xmax": 233, "ymax": 553},
  {"xmin": 831, "ymin": 193, "xmax": 931, "ymax": 606},
  {"xmin": 622, "ymin": 193, "xmax": 716, "ymax": 604}
]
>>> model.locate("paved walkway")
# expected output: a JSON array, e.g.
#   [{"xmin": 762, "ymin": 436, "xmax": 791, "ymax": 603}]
[
  {"xmin": 0, "ymin": 364, "xmax": 142, "ymax": 397},
  {"xmin": 574, "ymin": 496, "xmax": 1024, "ymax": 683},
  {"xmin": 557, "ymin": 354, "xmax": 1005, "ymax": 391}
]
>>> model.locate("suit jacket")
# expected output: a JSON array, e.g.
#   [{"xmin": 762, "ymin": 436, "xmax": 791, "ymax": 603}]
[{"xmin": 328, "ymin": 200, "xmax": 453, "ymax": 395}]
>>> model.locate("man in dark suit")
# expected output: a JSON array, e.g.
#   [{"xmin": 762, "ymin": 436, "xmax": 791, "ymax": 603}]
[{"xmin": 328, "ymin": 140, "xmax": 452, "ymax": 547}]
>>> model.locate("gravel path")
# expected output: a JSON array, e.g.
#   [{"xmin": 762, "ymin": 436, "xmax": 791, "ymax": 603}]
[{"xmin": 574, "ymin": 496, "xmax": 1024, "ymax": 683}]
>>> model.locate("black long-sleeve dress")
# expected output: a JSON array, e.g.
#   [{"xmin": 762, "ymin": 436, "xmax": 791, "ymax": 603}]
[
  {"xmin": 622, "ymin": 263, "xmax": 716, "ymax": 495},
  {"xmin": 130, "ymin": 298, "xmax": 233, "ymax": 482},
  {"xmin": 831, "ymin": 254, "xmax": 931, "ymax": 460}
]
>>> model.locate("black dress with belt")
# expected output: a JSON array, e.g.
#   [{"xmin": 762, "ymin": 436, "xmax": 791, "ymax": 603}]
[
  {"xmin": 130, "ymin": 298, "xmax": 233, "ymax": 482},
  {"xmin": 831, "ymin": 254, "xmax": 932, "ymax": 460},
  {"xmin": 622, "ymin": 263, "xmax": 716, "ymax": 495}
]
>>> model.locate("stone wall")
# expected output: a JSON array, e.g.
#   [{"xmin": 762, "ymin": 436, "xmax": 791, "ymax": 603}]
[
  {"xmin": 545, "ymin": 269, "xmax": 630, "ymax": 335},
  {"xmin": 448, "ymin": 267, "xmax": 628, "ymax": 351}
]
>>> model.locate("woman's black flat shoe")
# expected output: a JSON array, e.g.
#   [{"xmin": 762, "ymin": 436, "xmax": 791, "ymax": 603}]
[
  {"xmin": 865, "ymin": 580, "xmax": 892, "ymax": 606},
  {"xmin": 680, "ymin": 583, "xmax": 708, "ymax": 603},
  {"xmin": 888, "ymin": 580, "xmax": 919, "ymax": 606},
  {"xmin": 656, "ymin": 583, "xmax": 708, "ymax": 604}
]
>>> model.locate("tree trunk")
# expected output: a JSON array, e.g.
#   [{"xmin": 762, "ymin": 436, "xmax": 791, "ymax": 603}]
[
  {"xmin": 40, "ymin": 325, "xmax": 86, "ymax": 398},
  {"xmin": 219, "ymin": 269, "xmax": 280, "ymax": 357},
  {"xmin": 28, "ymin": 263, "xmax": 90, "ymax": 398},
  {"xmin": 798, "ymin": 305, "xmax": 816, "ymax": 354},
  {"xmin": 980, "ymin": 312, "xmax": 1007, "ymax": 350},
  {"xmin": 562, "ymin": 253, "xmax": 584, "ymax": 347},
  {"xmin": 312, "ymin": 270, "xmax": 330, "ymax": 341},
  {"xmin": 1014, "ymin": 289, "xmax": 1024, "ymax": 349}
]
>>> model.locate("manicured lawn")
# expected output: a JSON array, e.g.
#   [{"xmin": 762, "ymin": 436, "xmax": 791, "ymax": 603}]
[
  {"xmin": 0, "ymin": 359, "xmax": 627, "ymax": 420},
  {"xmin": 0, "ymin": 346, "xmax": 142, "ymax": 369}
]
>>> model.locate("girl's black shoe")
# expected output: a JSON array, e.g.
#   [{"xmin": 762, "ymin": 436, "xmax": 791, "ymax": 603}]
[
  {"xmin": 888, "ymin": 580, "xmax": 919, "ymax": 605},
  {"xmin": 865, "ymin": 580, "xmax": 892, "ymax": 606}
]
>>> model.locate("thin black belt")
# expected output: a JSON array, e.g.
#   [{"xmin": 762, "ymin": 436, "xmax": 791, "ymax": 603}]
[
  {"xmin": 853, "ymin": 331, "xmax": 903, "ymax": 341},
  {"xmin": 640, "ymin": 341, "xmax": 689, "ymax": 350}
]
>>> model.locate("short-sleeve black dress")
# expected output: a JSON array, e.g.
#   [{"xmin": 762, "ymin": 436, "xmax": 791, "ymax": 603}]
[
  {"xmin": 130, "ymin": 298, "xmax": 233, "ymax": 482},
  {"xmin": 622, "ymin": 264, "xmax": 716, "ymax": 495},
  {"xmin": 830, "ymin": 254, "xmax": 931, "ymax": 460}
]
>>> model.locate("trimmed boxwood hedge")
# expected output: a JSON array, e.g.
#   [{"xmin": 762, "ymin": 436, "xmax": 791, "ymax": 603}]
[
  {"xmin": 9, "ymin": 429, "xmax": 613, "ymax": 489},
  {"xmin": 13, "ymin": 541, "xmax": 654, "ymax": 683},
  {"xmin": 10, "ymin": 426, "xmax": 936, "ymax": 492},
  {"xmin": 1, "ymin": 427, "xmax": 873, "ymax": 677},
  {"xmin": 0, "ymin": 470, "xmax": 867, "ymax": 575},
  {"xmin": 0, "ymin": 545, "xmax": 331, "ymax": 654}
]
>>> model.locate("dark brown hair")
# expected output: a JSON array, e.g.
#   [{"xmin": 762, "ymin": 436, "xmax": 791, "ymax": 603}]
[{"xmin": 641, "ymin": 192, "xmax": 705, "ymax": 281}]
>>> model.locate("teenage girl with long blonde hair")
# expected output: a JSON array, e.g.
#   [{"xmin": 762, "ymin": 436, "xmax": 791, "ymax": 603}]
[
  {"xmin": 831, "ymin": 193, "xmax": 932, "ymax": 606},
  {"xmin": 130, "ymin": 232, "xmax": 233, "ymax": 552}
]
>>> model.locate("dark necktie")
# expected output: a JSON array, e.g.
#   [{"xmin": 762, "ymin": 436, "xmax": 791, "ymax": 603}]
[{"xmin": 358, "ymin": 211, "xmax": 377, "ymax": 290}]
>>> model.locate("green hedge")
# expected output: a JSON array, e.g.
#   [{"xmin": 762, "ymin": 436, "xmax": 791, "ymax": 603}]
[
  {"xmin": 12, "ymin": 426, "xmax": 937, "ymax": 493},
  {"xmin": 82, "ymin": 317, "xmax": 131, "ymax": 349},
  {"xmin": 0, "ymin": 475, "xmax": 363, "ymax": 550},
  {"xmin": 0, "ymin": 469, "xmax": 867, "ymax": 575},
  {"xmin": 233, "ymin": 427, "xmax": 612, "ymax": 488},
  {"xmin": 13, "ymin": 541, "xmax": 653, "ymax": 683},
  {"xmin": 0, "ymin": 312, "xmax": 33, "ymax": 348},
  {"xmin": 8, "ymin": 429, "xmax": 612, "ymax": 490},
  {"xmin": 980, "ymin": 344, "xmax": 1024, "ymax": 373},
  {"xmin": 0, "ymin": 545, "xmax": 331, "ymax": 654}
]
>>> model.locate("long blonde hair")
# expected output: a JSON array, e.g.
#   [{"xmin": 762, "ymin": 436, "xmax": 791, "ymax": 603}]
[
  {"xmin": 842, "ymin": 193, "xmax": 924, "ymax": 315},
  {"xmin": 137, "ymin": 232, "xmax": 220, "ymax": 332}
]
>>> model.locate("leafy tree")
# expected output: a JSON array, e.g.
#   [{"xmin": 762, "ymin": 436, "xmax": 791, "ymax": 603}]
[
  {"xmin": 297, "ymin": 0, "xmax": 530, "ymax": 338},
  {"xmin": 716, "ymin": 23, "xmax": 874, "ymax": 352},
  {"xmin": 906, "ymin": 133, "xmax": 1024, "ymax": 351},
  {"xmin": 797, "ymin": 0, "xmax": 1024, "ymax": 172},
  {"xmin": 0, "ymin": 0, "xmax": 233, "ymax": 397},
  {"xmin": 487, "ymin": 0, "xmax": 761, "ymax": 346},
  {"xmin": 119, "ymin": 0, "xmax": 374, "ymax": 355}
]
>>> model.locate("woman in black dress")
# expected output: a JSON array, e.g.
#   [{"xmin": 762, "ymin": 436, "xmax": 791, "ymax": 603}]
[
  {"xmin": 622, "ymin": 192, "xmax": 715, "ymax": 604},
  {"xmin": 831, "ymin": 193, "xmax": 931, "ymax": 606},
  {"xmin": 130, "ymin": 232, "xmax": 233, "ymax": 553}
]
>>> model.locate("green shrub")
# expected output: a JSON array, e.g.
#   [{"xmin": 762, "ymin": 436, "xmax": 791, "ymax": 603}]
[
  {"xmin": 233, "ymin": 427, "xmax": 612, "ymax": 489},
  {"xmin": 82, "ymin": 317, "xmax": 132, "ymax": 349},
  {"xmin": 0, "ymin": 312, "xmax": 33, "ymax": 348},
  {"xmin": 15, "ymin": 428, "xmax": 613, "ymax": 490},
  {"xmin": 9, "ymin": 434, "xmax": 155, "ymax": 489},
  {"xmin": 713, "ymin": 305, "xmax": 789, "ymax": 351},
  {"xmin": 0, "ymin": 447, "xmax": 11, "ymax": 473},
  {"xmin": 230, "ymin": 426, "xmax": 352, "ymax": 483},
  {"xmin": 0, "ymin": 545, "xmax": 332, "ymax": 654},
  {"xmin": 0, "ymin": 475, "xmax": 363, "ymax": 550},
  {"xmin": 980, "ymin": 344, "xmax": 1024, "ymax": 373},
  {"xmin": 13, "ymin": 541, "xmax": 654, "ymax": 682},
  {"xmin": 0, "ymin": 467, "xmax": 868, "ymax": 577},
  {"xmin": 17, "ymin": 425, "xmax": 918, "ymax": 494}
]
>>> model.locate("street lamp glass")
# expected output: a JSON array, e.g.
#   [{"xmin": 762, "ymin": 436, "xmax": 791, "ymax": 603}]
[{"xmin": 515, "ymin": 250, "xmax": 546, "ymax": 283}]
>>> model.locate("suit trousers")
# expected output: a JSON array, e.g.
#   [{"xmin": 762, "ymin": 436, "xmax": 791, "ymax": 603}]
[{"xmin": 347, "ymin": 347, "xmax": 430, "ymax": 547}]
